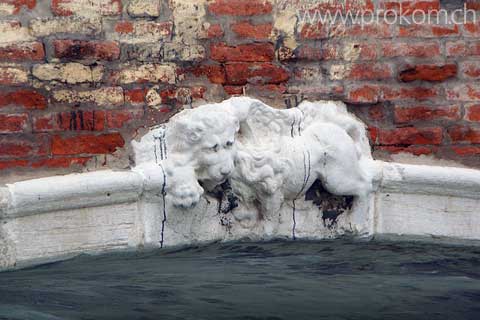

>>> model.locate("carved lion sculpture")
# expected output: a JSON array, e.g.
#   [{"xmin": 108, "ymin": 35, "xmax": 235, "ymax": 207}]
[{"xmin": 133, "ymin": 97, "xmax": 378, "ymax": 227}]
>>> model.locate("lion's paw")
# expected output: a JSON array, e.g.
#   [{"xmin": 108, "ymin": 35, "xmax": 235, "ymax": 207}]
[{"xmin": 168, "ymin": 183, "xmax": 204, "ymax": 209}]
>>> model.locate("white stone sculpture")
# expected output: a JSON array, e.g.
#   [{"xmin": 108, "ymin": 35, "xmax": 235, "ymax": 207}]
[{"xmin": 132, "ymin": 97, "xmax": 381, "ymax": 245}]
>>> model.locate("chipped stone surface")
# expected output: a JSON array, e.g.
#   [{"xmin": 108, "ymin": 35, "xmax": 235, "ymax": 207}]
[
  {"xmin": 53, "ymin": 87, "xmax": 124, "ymax": 106},
  {"xmin": 30, "ymin": 17, "xmax": 101, "ymax": 37},
  {"xmin": 169, "ymin": 0, "xmax": 209, "ymax": 43},
  {"xmin": 111, "ymin": 20, "xmax": 172, "ymax": 44},
  {"xmin": 127, "ymin": 0, "xmax": 161, "ymax": 17},
  {"xmin": 33, "ymin": 63, "xmax": 104, "ymax": 84},
  {"xmin": 52, "ymin": 0, "xmax": 122, "ymax": 17},
  {"xmin": 112, "ymin": 64, "xmax": 178, "ymax": 84}
]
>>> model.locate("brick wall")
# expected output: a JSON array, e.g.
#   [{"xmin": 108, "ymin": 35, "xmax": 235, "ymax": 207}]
[{"xmin": 1, "ymin": 0, "xmax": 480, "ymax": 182}]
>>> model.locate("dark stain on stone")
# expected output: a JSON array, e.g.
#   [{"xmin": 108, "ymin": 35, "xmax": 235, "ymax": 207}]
[
  {"xmin": 208, "ymin": 180, "xmax": 239, "ymax": 232},
  {"xmin": 305, "ymin": 180, "xmax": 354, "ymax": 230}
]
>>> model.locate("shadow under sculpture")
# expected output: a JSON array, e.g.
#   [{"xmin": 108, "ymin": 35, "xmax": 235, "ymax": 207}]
[{"xmin": 133, "ymin": 97, "xmax": 381, "ymax": 247}]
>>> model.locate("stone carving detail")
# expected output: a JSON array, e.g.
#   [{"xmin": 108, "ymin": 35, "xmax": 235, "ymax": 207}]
[{"xmin": 133, "ymin": 97, "xmax": 380, "ymax": 244}]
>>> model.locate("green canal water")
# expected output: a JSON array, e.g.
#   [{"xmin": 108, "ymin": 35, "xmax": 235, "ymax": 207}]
[{"xmin": 0, "ymin": 238, "xmax": 479, "ymax": 320}]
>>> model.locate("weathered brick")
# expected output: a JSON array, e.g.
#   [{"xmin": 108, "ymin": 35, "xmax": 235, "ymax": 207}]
[
  {"xmin": 0, "ymin": 66, "xmax": 28, "ymax": 85},
  {"xmin": 465, "ymin": 104, "xmax": 480, "ymax": 122},
  {"xmin": 208, "ymin": 0, "xmax": 272, "ymax": 16},
  {"xmin": 51, "ymin": 132, "xmax": 125, "ymax": 155},
  {"xmin": 52, "ymin": 0, "xmax": 122, "ymax": 16},
  {"xmin": 125, "ymin": 43, "xmax": 205, "ymax": 62},
  {"xmin": 111, "ymin": 64, "xmax": 177, "ymax": 84},
  {"xmin": 330, "ymin": 63, "xmax": 392, "ymax": 80},
  {"xmin": 451, "ymin": 146, "xmax": 480, "ymax": 156},
  {"xmin": 446, "ymin": 84, "xmax": 480, "ymax": 101},
  {"xmin": 112, "ymin": 20, "xmax": 173, "ymax": 44},
  {"xmin": 31, "ymin": 157, "xmax": 91, "ymax": 168},
  {"xmin": 0, "ymin": 42, "xmax": 44, "ymax": 61},
  {"xmin": 127, "ymin": 0, "xmax": 160, "ymax": 17},
  {"xmin": 53, "ymin": 40, "xmax": 120, "ymax": 61},
  {"xmin": 341, "ymin": 42, "xmax": 377, "ymax": 61},
  {"xmin": 0, "ymin": 0, "xmax": 35, "ymax": 15},
  {"xmin": 394, "ymin": 105, "xmax": 460, "ymax": 123},
  {"xmin": 382, "ymin": 85, "xmax": 438, "ymax": 101},
  {"xmin": 211, "ymin": 42, "xmax": 274, "ymax": 62},
  {"xmin": 106, "ymin": 109, "xmax": 143, "ymax": 129},
  {"xmin": 463, "ymin": 21, "xmax": 480, "ymax": 37},
  {"xmin": 33, "ymin": 110, "xmax": 106, "ymax": 132},
  {"xmin": 125, "ymin": 88, "xmax": 146, "ymax": 105},
  {"xmin": 0, "ymin": 113, "xmax": 28, "ymax": 133},
  {"xmin": 30, "ymin": 16, "xmax": 101, "ymax": 36},
  {"xmin": 448, "ymin": 125, "xmax": 480, "ymax": 143},
  {"xmin": 378, "ymin": 127, "xmax": 443, "ymax": 145},
  {"xmin": 459, "ymin": 61, "xmax": 480, "ymax": 79},
  {"xmin": 188, "ymin": 64, "xmax": 226, "ymax": 84},
  {"xmin": 207, "ymin": 24, "xmax": 224, "ymax": 38},
  {"xmin": 32, "ymin": 63, "xmax": 104, "ymax": 84},
  {"xmin": 467, "ymin": 0, "xmax": 480, "ymax": 10},
  {"xmin": 399, "ymin": 24, "xmax": 459, "ymax": 37},
  {"xmin": 346, "ymin": 85, "xmax": 380, "ymax": 103},
  {"xmin": 381, "ymin": 41, "xmax": 440, "ymax": 58},
  {"xmin": 399, "ymin": 64, "xmax": 457, "ymax": 82},
  {"xmin": 0, "ymin": 159, "xmax": 28, "ymax": 170},
  {"xmin": 0, "ymin": 89, "xmax": 46, "ymax": 109},
  {"xmin": 0, "ymin": 135, "xmax": 48, "ymax": 158},
  {"xmin": 376, "ymin": 145, "xmax": 437, "ymax": 156},
  {"xmin": 225, "ymin": 62, "xmax": 289, "ymax": 85},
  {"xmin": 329, "ymin": 22, "xmax": 392, "ymax": 38},
  {"xmin": 0, "ymin": 20, "xmax": 34, "ymax": 44},
  {"xmin": 52, "ymin": 87, "xmax": 124, "ymax": 106},
  {"xmin": 232, "ymin": 21, "xmax": 272, "ymax": 39},
  {"xmin": 379, "ymin": 0, "xmax": 439, "ymax": 14},
  {"xmin": 446, "ymin": 41, "xmax": 480, "ymax": 57}
]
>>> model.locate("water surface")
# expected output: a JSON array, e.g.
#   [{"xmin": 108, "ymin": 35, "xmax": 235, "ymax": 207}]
[{"xmin": 0, "ymin": 238, "xmax": 479, "ymax": 319}]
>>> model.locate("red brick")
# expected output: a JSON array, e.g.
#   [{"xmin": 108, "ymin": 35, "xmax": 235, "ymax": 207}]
[
  {"xmin": 378, "ymin": 127, "xmax": 443, "ymax": 145},
  {"xmin": 343, "ymin": 63, "xmax": 393, "ymax": 80},
  {"xmin": 399, "ymin": 64, "xmax": 457, "ymax": 82},
  {"xmin": 368, "ymin": 105, "xmax": 386, "ymax": 121},
  {"xmin": 379, "ymin": 0, "xmax": 439, "ymax": 14},
  {"xmin": 446, "ymin": 41, "xmax": 480, "ymax": 56},
  {"xmin": 299, "ymin": 22, "xmax": 328, "ymax": 40},
  {"xmin": 225, "ymin": 62, "xmax": 289, "ymax": 85},
  {"xmin": 0, "ymin": 159, "xmax": 28, "ymax": 170},
  {"xmin": 448, "ymin": 125, "xmax": 480, "ymax": 143},
  {"xmin": 394, "ymin": 105, "xmax": 460, "ymax": 123},
  {"xmin": 231, "ymin": 21, "xmax": 272, "ymax": 39},
  {"xmin": 224, "ymin": 85, "xmax": 244, "ymax": 95},
  {"xmin": 0, "ymin": 90, "xmax": 47, "ymax": 110},
  {"xmin": 188, "ymin": 64, "xmax": 226, "ymax": 84},
  {"xmin": 399, "ymin": 24, "xmax": 459, "ymax": 37},
  {"xmin": 33, "ymin": 110, "xmax": 106, "ymax": 132},
  {"xmin": 207, "ymin": 24, "xmax": 224, "ymax": 38},
  {"xmin": 446, "ymin": 84, "xmax": 480, "ymax": 101},
  {"xmin": 51, "ymin": 0, "xmax": 122, "ymax": 16},
  {"xmin": 451, "ymin": 146, "xmax": 480, "ymax": 156},
  {"xmin": 0, "ymin": 0, "xmax": 35, "ymax": 14},
  {"xmin": 382, "ymin": 85, "xmax": 438, "ymax": 101},
  {"xmin": 467, "ymin": 0, "xmax": 480, "ymax": 10},
  {"xmin": 0, "ymin": 42, "xmax": 44, "ymax": 61},
  {"xmin": 346, "ymin": 85, "xmax": 380, "ymax": 104},
  {"xmin": 106, "ymin": 109, "xmax": 143, "ymax": 129},
  {"xmin": 208, "ymin": 0, "xmax": 272, "ymax": 16},
  {"xmin": 210, "ymin": 42, "xmax": 274, "ymax": 62},
  {"xmin": 0, "ymin": 136, "xmax": 48, "ymax": 158},
  {"xmin": 329, "ymin": 22, "xmax": 392, "ymax": 38},
  {"xmin": 465, "ymin": 104, "xmax": 480, "ymax": 122},
  {"xmin": 0, "ymin": 113, "xmax": 28, "ymax": 133},
  {"xmin": 294, "ymin": 43, "xmax": 340, "ymax": 61},
  {"xmin": 115, "ymin": 21, "xmax": 133, "ymax": 33},
  {"xmin": 368, "ymin": 126, "xmax": 379, "ymax": 143},
  {"xmin": 460, "ymin": 62, "xmax": 480, "ymax": 79},
  {"xmin": 125, "ymin": 88, "xmax": 146, "ymax": 105},
  {"xmin": 31, "ymin": 157, "xmax": 91, "ymax": 169},
  {"xmin": 53, "ymin": 40, "xmax": 120, "ymax": 61},
  {"xmin": 463, "ymin": 21, "xmax": 480, "ymax": 36},
  {"xmin": 381, "ymin": 41, "xmax": 440, "ymax": 58},
  {"xmin": 51, "ymin": 132, "xmax": 125, "ymax": 155},
  {"xmin": 377, "ymin": 145, "xmax": 437, "ymax": 156}
]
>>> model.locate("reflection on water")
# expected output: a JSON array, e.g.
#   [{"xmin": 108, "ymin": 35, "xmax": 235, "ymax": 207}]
[{"xmin": 0, "ymin": 238, "xmax": 480, "ymax": 320}]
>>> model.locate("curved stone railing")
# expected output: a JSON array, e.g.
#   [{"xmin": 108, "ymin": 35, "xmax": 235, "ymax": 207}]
[{"xmin": 1, "ymin": 97, "xmax": 480, "ymax": 270}]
